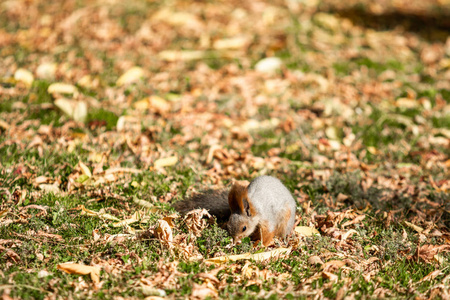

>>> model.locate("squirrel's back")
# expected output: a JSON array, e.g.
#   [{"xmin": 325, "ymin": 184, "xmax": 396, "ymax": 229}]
[{"xmin": 247, "ymin": 176, "xmax": 296, "ymax": 236}]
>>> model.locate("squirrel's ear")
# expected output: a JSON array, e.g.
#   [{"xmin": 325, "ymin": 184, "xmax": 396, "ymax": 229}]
[
  {"xmin": 228, "ymin": 182, "xmax": 248, "ymax": 214},
  {"xmin": 243, "ymin": 197, "xmax": 251, "ymax": 217}
]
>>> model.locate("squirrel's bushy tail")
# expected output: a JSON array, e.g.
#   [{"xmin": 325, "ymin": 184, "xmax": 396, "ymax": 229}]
[{"xmin": 173, "ymin": 189, "xmax": 231, "ymax": 221}]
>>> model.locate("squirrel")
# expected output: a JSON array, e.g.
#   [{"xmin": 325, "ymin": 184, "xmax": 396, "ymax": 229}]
[{"xmin": 174, "ymin": 175, "xmax": 296, "ymax": 246}]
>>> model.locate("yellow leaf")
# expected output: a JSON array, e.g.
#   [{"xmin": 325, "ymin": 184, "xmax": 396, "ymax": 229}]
[
  {"xmin": 158, "ymin": 50, "xmax": 206, "ymax": 62},
  {"xmin": 154, "ymin": 156, "xmax": 178, "ymax": 168},
  {"xmin": 367, "ymin": 146, "xmax": 379, "ymax": 155},
  {"xmin": 78, "ymin": 161, "xmax": 92, "ymax": 177},
  {"xmin": 14, "ymin": 68, "xmax": 34, "ymax": 87},
  {"xmin": 133, "ymin": 98, "xmax": 150, "ymax": 110},
  {"xmin": 48, "ymin": 83, "xmax": 78, "ymax": 95},
  {"xmin": 133, "ymin": 198, "xmax": 161, "ymax": 213},
  {"xmin": 404, "ymin": 221, "xmax": 424, "ymax": 233},
  {"xmin": 36, "ymin": 63, "xmax": 57, "ymax": 80},
  {"xmin": 294, "ymin": 226, "xmax": 320, "ymax": 236},
  {"xmin": 149, "ymin": 95, "xmax": 171, "ymax": 114},
  {"xmin": 57, "ymin": 263, "xmax": 100, "ymax": 284},
  {"xmin": 112, "ymin": 212, "xmax": 140, "ymax": 227},
  {"xmin": 78, "ymin": 205, "xmax": 120, "ymax": 221},
  {"xmin": 131, "ymin": 181, "xmax": 140, "ymax": 188},
  {"xmin": 205, "ymin": 247, "xmax": 291, "ymax": 264},
  {"xmin": 0, "ymin": 209, "xmax": 8, "ymax": 219},
  {"xmin": 54, "ymin": 98, "xmax": 87, "ymax": 122},
  {"xmin": 213, "ymin": 36, "xmax": 249, "ymax": 50},
  {"xmin": 341, "ymin": 229, "xmax": 359, "ymax": 241},
  {"xmin": 116, "ymin": 67, "xmax": 145, "ymax": 86}
]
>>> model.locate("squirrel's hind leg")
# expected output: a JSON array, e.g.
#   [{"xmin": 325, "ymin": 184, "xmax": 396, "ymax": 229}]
[{"xmin": 251, "ymin": 222, "xmax": 275, "ymax": 247}]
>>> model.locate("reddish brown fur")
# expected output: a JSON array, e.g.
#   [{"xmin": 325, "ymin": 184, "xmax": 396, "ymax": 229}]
[
  {"xmin": 275, "ymin": 208, "xmax": 293, "ymax": 237},
  {"xmin": 251, "ymin": 221, "xmax": 275, "ymax": 246},
  {"xmin": 228, "ymin": 183, "xmax": 257, "ymax": 216}
]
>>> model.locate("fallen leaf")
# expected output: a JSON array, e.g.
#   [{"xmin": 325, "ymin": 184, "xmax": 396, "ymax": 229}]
[
  {"xmin": 77, "ymin": 205, "xmax": 120, "ymax": 221},
  {"xmin": 191, "ymin": 283, "xmax": 218, "ymax": 298},
  {"xmin": 78, "ymin": 161, "xmax": 92, "ymax": 178},
  {"xmin": 116, "ymin": 66, "xmax": 145, "ymax": 86},
  {"xmin": 36, "ymin": 62, "xmax": 57, "ymax": 79},
  {"xmin": 404, "ymin": 221, "xmax": 424, "ymax": 233},
  {"xmin": 213, "ymin": 36, "xmax": 250, "ymax": 49},
  {"xmin": 205, "ymin": 247, "xmax": 291, "ymax": 264},
  {"xmin": 112, "ymin": 212, "xmax": 140, "ymax": 227},
  {"xmin": 54, "ymin": 98, "xmax": 87, "ymax": 122},
  {"xmin": 322, "ymin": 260, "xmax": 346, "ymax": 273},
  {"xmin": 38, "ymin": 183, "xmax": 60, "ymax": 194},
  {"xmin": 14, "ymin": 68, "xmax": 34, "ymax": 87},
  {"xmin": 48, "ymin": 83, "xmax": 78, "ymax": 95},
  {"xmin": 341, "ymin": 229, "xmax": 359, "ymax": 241},
  {"xmin": 184, "ymin": 209, "xmax": 213, "ymax": 237},
  {"xmin": 149, "ymin": 95, "xmax": 171, "ymax": 114},
  {"xmin": 414, "ymin": 244, "xmax": 450, "ymax": 264},
  {"xmin": 308, "ymin": 255, "xmax": 324, "ymax": 265},
  {"xmin": 163, "ymin": 214, "xmax": 179, "ymax": 228},
  {"xmin": 255, "ymin": 57, "xmax": 283, "ymax": 73},
  {"xmin": 154, "ymin": 156, "xmax": 178, "ymax": 168},
  {"xmin": 155, "ymin": 219, "xmax": 173, "ymax": 245},
  {"xmin": 295, "ymin": 226, "xmax": 320, "ymax": 236},
  {"xmin": 341, "ymin": 215, "xmax": 365, "ymax": 228},
  {"xmin": 133, "ymin": 198, "xmax": 161, "ymax": 213},
  {"xmin": 57, "ymin": 263, "xmax": 100, "ymax": 284},
  {"xmin": 419, "ymin": 269, "xmax": 444, "ymax": 282},
  {"xmin": 158, "ymin": 50, "xmax": 206, "ymax": 61}
]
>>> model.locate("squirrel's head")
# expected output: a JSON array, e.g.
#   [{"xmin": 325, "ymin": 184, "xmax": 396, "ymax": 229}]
[
  {"xmin": 227, "ymin": 182, "xmax": 259, "ymax": 243},
  {"xmin": 227, "ymin": 213, "xmax": 259, "ymax": 242}
]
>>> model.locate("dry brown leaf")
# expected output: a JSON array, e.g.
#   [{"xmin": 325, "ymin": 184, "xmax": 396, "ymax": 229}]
[
  {"xmin": 341, "ymin": 215, "xmax": 365, "ymax": 228},
  {"xmin": 36, "ymin": 230, "xmax": 64, "ymax": 242},
  {"xmin": 415, "ymin": 244, "xmax": 450, "ymax": 264},
  {"xmin": 322, "ymin": 260, "xmax": 346, "ymax": 273},
  {"xmin": 155, "ymin": 219, "xmax": 173, "ymax": 245},
  {"xmin": 57, "ymin": 263, "xmax": 100, "ymax": 284},
  {"xmin": 0, "ymin": 245, "xmax": 21, "ymax": 262},
  {"xmin": 191, "ymin": 283, "xmax": 218, "ymax": 299},
  {"xmin": 308, "ymin": 255, "xmax": 324, "ymax": 265},
  {"xmin": 184, "ymin": 209, "xmax": 213, "ymax": 237},
  {"xmin": 419, "ymin": 269, "xmax": 444, "ymax": 282},
  {"xmin": 163, "ymin": 214, "xmax": 179, "ymax": 228}
]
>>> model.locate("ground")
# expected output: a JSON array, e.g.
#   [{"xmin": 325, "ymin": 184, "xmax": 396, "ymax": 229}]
[{"xmin": 0, "ymin": 0, "xmax": 449, "ymax": 299}]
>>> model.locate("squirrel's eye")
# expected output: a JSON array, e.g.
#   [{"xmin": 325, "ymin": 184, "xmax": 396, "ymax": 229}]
[{"xmin": 242, "ymin": 226, "xmax": 246, "ymax": 232}]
